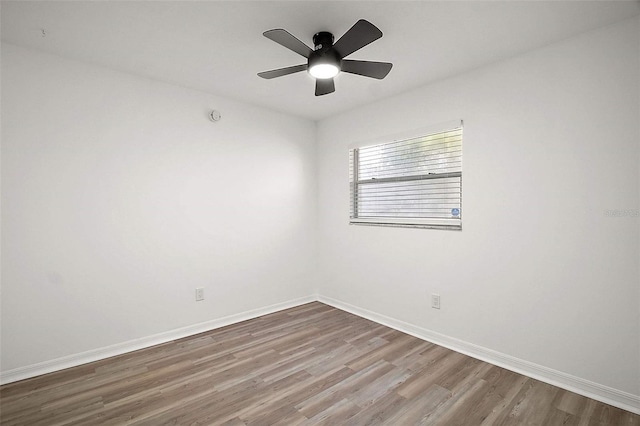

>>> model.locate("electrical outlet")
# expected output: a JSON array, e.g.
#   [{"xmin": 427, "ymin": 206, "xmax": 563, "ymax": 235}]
[
  {"xmin": 195, "ymin": 288, "xmax": 204, "ymax": 301},
  {"xmin": 431, "ymin": 294, "xmax": 441, "ymax": 309}
]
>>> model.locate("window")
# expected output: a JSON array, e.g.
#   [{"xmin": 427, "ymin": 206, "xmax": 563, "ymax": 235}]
[{"xmin": 349, "ymin": 125, "xmax": 463, "ymax": 230}]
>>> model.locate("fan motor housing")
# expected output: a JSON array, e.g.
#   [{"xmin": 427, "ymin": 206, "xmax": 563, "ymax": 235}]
[
  {"xmin": 308, "ymin": 49, "xmax": 341, "ymax": 69},
  {"xmin": 309, "ymin": 32, "xmax": 341, "ymax": 71},
  {"xmin": 313, "ymin": 31, "xmax": 334, "ymax": 50}
]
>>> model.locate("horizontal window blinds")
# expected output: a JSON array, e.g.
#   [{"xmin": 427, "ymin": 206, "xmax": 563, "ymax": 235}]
[{"xmin": 349, "ymin": 127, "xmax": 462, "ymax": 230}]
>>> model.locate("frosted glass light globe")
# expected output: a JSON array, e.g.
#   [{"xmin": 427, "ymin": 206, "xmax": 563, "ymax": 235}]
[{"xmin": 309, "ymin": 63, "xmax": 339, "ymax": 79}]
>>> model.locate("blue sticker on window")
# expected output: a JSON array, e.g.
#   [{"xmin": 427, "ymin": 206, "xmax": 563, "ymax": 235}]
[{"xmin": 451, "ymin": 208, "xmax": 460, "ymax": 216}]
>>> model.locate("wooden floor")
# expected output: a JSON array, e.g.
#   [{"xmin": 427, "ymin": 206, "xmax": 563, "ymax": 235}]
[{"xmin": 1, "ymin": 302, "xmax": 638, "ymax": 425}]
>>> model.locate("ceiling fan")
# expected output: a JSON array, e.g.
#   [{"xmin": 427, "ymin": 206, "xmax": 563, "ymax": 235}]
[{"xmin": 258, "ymin": 19, "xmax": 393, "ymax": 96}]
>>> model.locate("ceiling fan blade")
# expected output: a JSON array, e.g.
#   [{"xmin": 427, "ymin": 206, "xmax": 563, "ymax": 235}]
[
  {"xmin": 263, "ymin": 29, "xmax": 313, "ymax": 58},
  {"xmin": 341, "ymin": 60, "xmax": 393, "ymax": 80},
  {"xmin": 258, "ymin": 64, "xmax": 307, "ymax": 79},
  {"xmin": 333, "ymin": 20, "xmax": 383, "ymax": 59},
  {"xmin": 315, "ymin": 78, "xmax": 335, "ymax": 96}
]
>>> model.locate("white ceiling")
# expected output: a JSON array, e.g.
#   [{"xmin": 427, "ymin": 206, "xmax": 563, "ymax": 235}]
[{"xmin": 2, "ymin": 1, "xmax": 639, "ymax": 121}]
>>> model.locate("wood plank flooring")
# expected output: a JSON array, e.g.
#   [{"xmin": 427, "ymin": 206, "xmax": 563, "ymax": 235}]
[{"xmin": 1, "ymin": 302, "xmax": 638, "ymax": 425}]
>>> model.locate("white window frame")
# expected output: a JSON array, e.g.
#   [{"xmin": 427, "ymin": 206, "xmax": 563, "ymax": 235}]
[{"xmin": 349, "ymin": 120, "xmax": 463, "ymax": 230}]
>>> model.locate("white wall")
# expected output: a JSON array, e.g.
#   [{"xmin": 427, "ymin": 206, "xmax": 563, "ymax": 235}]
[
  {"xmin": 317, "ymin": 16, "xmax": 639, "ymax": 399},
  {"xmin": 1, "ymin": 43, "xmax": 317, "ymax": 372}
]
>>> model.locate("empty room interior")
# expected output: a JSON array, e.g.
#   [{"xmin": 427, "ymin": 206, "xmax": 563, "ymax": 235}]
[{"xmin": 1, "ymin": 1, "xmax": 639, "ymax": 424}]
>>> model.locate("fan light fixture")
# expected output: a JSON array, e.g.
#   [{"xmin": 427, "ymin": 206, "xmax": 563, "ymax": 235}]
[
  {"xmin": 309, "ymin": 63, "xmax": 340, "ymax": 79},
  {"xmin": 257, "ymin": 20, "xmax": 393, "ymax": 96},
  {"xmin": 307, "ymin": 32, "xmax": 341, "ymax": 80}
]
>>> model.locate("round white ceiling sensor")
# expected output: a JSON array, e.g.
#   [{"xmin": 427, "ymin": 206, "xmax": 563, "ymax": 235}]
[{"xmin": 209, "ymin": 110, "xmax": 221, "ymax": 122}]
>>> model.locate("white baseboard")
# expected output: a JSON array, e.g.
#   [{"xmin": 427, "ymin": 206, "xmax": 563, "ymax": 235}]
[
  {"xmin": 0, "ymin": 295, "xmax": 316, "ymax": 385},
  {"xmin": 317, "ymin": 295, "xmax": 640, "ymax": 415},
  {"xmin": 2, "ymin": 293, "xmax": 638, "ymax": 415}
]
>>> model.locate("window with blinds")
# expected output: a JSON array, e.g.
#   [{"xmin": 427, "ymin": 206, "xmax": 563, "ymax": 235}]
[{"xmin": 349, "ymin": 126, "xmax": 462, "ymax": 230}]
